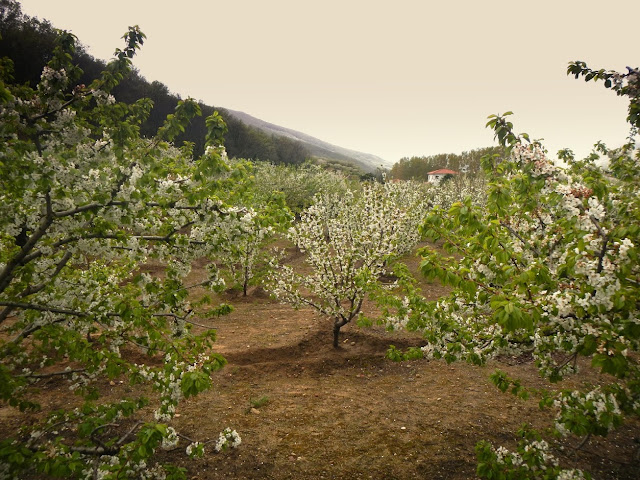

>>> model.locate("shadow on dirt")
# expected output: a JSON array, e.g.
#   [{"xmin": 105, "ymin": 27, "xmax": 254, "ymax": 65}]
[{"xmin": 223, "ymin": 320, "xmax": 426, "ymax": 378}]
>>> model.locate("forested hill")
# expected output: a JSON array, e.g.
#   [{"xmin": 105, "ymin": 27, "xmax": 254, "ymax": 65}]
[
  {"xmin": 389, "ymin": 146, "xmax": 504, "ymax": 181},
  {"xmin": 0, "ymin": 0, "xmax": 381, "ymax": 173},
  {"xmin": 226, "ymin": 109, "xmax": 390, "ymax": 172}
]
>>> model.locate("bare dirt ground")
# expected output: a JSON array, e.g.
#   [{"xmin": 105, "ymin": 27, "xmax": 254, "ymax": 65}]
[
  {"xmin": 2, "ymin": 245, "xmax": 639, "ymax": 479},
  {"xmin": 160, "ymin": 246, "xmax": 639, "ymax": 479},
  {"xmin": 158, "ymin": 297, "xmax": 638, "ymax": 480}
]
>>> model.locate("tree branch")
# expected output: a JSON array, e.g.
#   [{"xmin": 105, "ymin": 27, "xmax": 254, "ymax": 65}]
[
  {"xmin": 116, "ymin": 420, "xmax": 144, "ymax": 446},
  {"xmin": 18, "ymin": 251, "xmax": 73, "ymax": 299},
  {"xmin": 90, "ymin": 423, "xmax": 119, "ymax": 450},
  {"xmin": 0, "ymin": 209, "xmax": 55, "ymax": 294},
  {"xmin": 500, "ymin": 220, "xmax": 541, "ymax": 257},
  {"xmin": 18, "ymin": 368, "xmax": 86, "ymax": 379},
  {"xmin": 0, "ymin": 301, "xmax": 88, "ymax": 317},
  {"xmin": 26, "ymin": 93, "xmax": 86, "ymax": 124}
]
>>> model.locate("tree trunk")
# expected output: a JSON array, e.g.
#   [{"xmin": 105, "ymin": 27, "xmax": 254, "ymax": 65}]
[
  {"xmin": 242, "ymin": 266, "xmax": 249, "ymax": 296},
  {"xmin": 333, "ymin": 322, "xmax": 341, "ymax": 348},
  {"xmin": 333, "ymin": 318, "xmax": 347, "ymax": 348}
]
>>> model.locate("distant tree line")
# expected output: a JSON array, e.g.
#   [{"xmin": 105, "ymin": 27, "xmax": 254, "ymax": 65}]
[
  {"xmin": 389, "ymin": 146, "xmax": 504, "ymax": 181},
  {"xmin": 0, "ymin": 0, "xmax": 309, "ymax": 165}
]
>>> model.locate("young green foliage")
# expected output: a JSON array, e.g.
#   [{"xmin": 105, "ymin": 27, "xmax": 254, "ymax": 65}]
[
  {"xmin": 0, "ymin": 28, "xmax": 243, "ymax": 479},
  {"xmin": 376, "ymin": 63, "xmax": 640, "ymax": 477}
]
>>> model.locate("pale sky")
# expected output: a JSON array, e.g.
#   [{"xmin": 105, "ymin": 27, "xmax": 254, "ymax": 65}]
[{"xmin": 17, "ymin": 0, "xmax": 640, "ymax": 165}]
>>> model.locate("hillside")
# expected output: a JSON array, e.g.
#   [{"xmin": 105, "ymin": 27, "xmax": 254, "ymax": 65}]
[
  {"xmin": 226, "ymin": 109, "xmax": 391, "ymax": 172},
  {"xmin": 0, "ymin": 0, "xmax": 385, "ymax": 174}
]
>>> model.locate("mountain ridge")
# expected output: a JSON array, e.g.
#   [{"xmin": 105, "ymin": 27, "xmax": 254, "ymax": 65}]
[{"xmin": 225, "ymin": 109, "xmax": 391, "ymax": 172}]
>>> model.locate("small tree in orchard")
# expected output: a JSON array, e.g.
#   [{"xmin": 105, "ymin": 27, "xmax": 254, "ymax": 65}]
[
  {"xmin": 379, "ymin": 64, "xmax": 640, "ymax": 478},
  {"xmin": 215, "ymin": 199, "xmax": 292, "ymax": 296},
  {"xmin": 207, "ymin": 159, "xmax": 293, "ymax": 296},
  {"xmin": 268, "ymin": 181, "xmax": 429, "ymax": 347},
  {"xmin": 0, "ymin": 29, "xmax": 243, "ymax": 479}
]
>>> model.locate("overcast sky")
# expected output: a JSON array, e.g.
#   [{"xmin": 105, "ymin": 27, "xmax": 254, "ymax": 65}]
[{"xmin": 17, "ymin": 0, "xmax": 640, "ymax": 165}]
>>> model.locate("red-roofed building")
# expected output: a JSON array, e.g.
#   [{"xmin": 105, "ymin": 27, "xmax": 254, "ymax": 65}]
[{"xmin": 427, "ymin": 168, "xmax": 459, "ymax": 184}]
